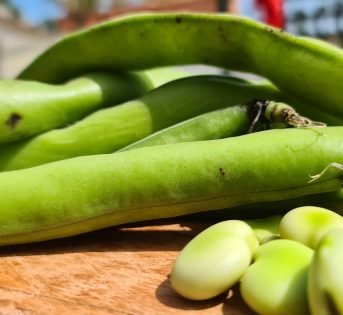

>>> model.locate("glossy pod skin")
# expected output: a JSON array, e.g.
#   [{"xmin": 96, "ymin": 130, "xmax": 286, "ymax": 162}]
[
  {"xmin": 119, "ymin": 105, "xmax": 250, "ymax": 152},
  {"xmin": 18, "ymin": 13, "xmax": 343, "ymax": 119},
  {"xmin": 0, "ymin": 127, "xmax": 343, "ymax": 246},
  {"xmin": 121, "ymin": 100, "xmax": 327, "ymax": 152},
  {"xmin": 0, "ymin": 75, "xmax": 284, "ymax": 171},
  {"xmin": 141, "ymin": 66, "xmax": 192, "ymax": 87},
  {"xmin": 0, "ymin": 72, "xmax": 150, "ymax": 144},
  {"xmin": 189, "ymin": 188, "xmax": 343, "ymax": 224},
  {"xmin": 233, "ymin": 80, "xmax": 343, "ymax": 126}
]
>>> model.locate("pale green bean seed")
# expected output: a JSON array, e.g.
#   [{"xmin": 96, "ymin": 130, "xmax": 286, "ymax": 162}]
[
  {"xmin": 308, "ymin": 228, "xmax": 343, "ymax": 315},
  {"xmin": 279, "ymin": 206, "xmax": 343, "ymax": 248},
  {"xmin": 240, "ymin": 239, "xmax": 313, "ymax": 315},
  {"xmin": 171, "ymin": 220, "xmax": 258, "ymax": 300}
]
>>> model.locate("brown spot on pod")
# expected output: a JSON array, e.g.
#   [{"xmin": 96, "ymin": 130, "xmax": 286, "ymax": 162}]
[{"xmin": 6, "ymin": 113, "xmax": 22, "ymax": 129}]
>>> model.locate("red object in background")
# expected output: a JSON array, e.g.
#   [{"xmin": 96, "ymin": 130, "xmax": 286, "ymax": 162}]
[{"xmin": 256, "ymin": 0, "xmax": 285, "ymax": 28}]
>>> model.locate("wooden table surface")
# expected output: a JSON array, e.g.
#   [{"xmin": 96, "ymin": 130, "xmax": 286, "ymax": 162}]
[{"xmin": 0, "ymin": 219, "xmax": 257, "ymax": 315}]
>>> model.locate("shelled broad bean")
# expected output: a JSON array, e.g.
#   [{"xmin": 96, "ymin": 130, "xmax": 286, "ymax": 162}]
[{"xmin": 171, "ymin": 207, "xmax": 343, "ymax": 315}]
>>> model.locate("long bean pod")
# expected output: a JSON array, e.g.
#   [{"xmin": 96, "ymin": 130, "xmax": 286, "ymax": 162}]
[
  {"xmin": 188, "ymin": 189, "xmax": 343, "ymax": 223},
  {"xmin": 119, "ymin": 104, "xmax": 251, "ymax": 152},
  {"xmin": 0, "ymin": 127, "xmax": 342, "ymax": 245},
  {"xmin": 0, "ymin": 75, "xmax": 284, "ymax": 171},
  {"xmin": 17, "ymin": 13, "xmax": 343, "ymax": 119},
  {"xmin": 0, "ymin": 72, "xmax": 150, "ymax": 144},
  {"xmin": 121, "ymin": 100, "xmax": 325, "ymax": 151}
]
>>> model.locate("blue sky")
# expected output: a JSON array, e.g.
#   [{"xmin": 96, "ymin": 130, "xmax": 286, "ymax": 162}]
[
  {"xmin": 9, "ymin": 0, "xmax": 144, "ymax": 25},
  {"xmin": 10, "ymin": 0, "xmax": 64, "ymax": 25},
  {"xmin": 9, "ymin": 0, "xmax": 341, "ymax": 30}
]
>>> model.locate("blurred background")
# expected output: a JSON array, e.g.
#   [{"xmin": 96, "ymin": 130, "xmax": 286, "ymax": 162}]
[{"xmin": 0, "ymin": 0, "xmax": 342, "ymax": 78}]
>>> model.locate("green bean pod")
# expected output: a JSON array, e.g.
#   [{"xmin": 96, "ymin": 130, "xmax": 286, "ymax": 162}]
[
  {"xmin": 141, "ymin": 66, "xmax": 192, "ymax": 87},
  {"xmin": 247, "ymin": 81, "xmax": 343, "ymax": 126},
  {"xmin": 120, "ymin": 104, "xmax": 250, "ymax": 151},
  {"xmin": 18, "ymin": 13, "xmax": 343, "ymax": 119},
  {"xmin": 189, "ymin": 189, "xmax": 343, "ymax": 224},
  {"xmin": 0, "ymin": 127, "xmax": 342, "ymax": 245},
  {"xmin": 121, "ymin": 100, "xmax": 324, "ymax": 152},
  {"xmin": 0, "ymin": 72, "xmax": 151, "ymax": 144},
  {"xmin": 308, "ymin": 228, "xmax": 343, "ymax": 315},
  {"xmin": 0, "ymin": 75, "xmax": 283, "ymax": 172}
]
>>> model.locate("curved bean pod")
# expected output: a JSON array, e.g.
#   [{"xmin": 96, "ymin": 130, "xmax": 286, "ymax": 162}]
[
  {"xmin": 121, "ymin": 100, "xmax": 324, "ymax": 152},
  {"xmin": 255, "ymin": 81, "xmax": 343, "ymax": 126},
  {"xmin": 17, "ymin": 13, "xmax": 343, "ymax": 119},
  {"xmin": 119, "ymin": 104, "xmax": 250, "ymax": 152},
  {"xmin": 308, "ymin": 228, "xmax": 343, "ymax": 315},
  {"xmin": 0, "ymin": 127, "xmax": 342, "ymax": 245},
  {"xmin": 0, "ymin": 75, "xmax": 283, "ymax": 171},
  {"xmin": 0, "ymin": 72, "xmax": 151, "ymax": 144},
  {"xmin": 141, "ymin": 66, "xmax": 192, "ymax": 87},
  {"xmin": 171, "ymin": 220, "xmax": 258, "ymax": 300},
  {"xmin": 121, "ymin": 99, "xmax": 330, "ymax": 152}
]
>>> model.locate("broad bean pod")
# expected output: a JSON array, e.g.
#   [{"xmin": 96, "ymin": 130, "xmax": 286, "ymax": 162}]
[
  {"xmin": 141, "ymin": 66, "xmax": 192, "ymax": 87},
  {"xmin": 0, "ymin": 127, "xmax": 343, "ymax": 245},
  {"xmin": 0, "ymin": 75, "xmax": 285, "ymax": 171},
  {"xmin": 17, "ymin": 13, "xmax": 343, "ymax": 119},
  {"xmin": 188, "ymin": 190, "xmax": 343, "ymax": 226},
  {"xmin": 120, "ymin": 104, "xmax": 250, "ymax": 152},
  {"xmin": 0, "ymin": 72, "xmax": 150, "ymax": 144},
  {"xmin": 121, "ymin": 100, "xmax": 323, "ymax": 151},
  {"xmin": 249, "ymin": 81, "xmax": 342, "ymax": 126}
]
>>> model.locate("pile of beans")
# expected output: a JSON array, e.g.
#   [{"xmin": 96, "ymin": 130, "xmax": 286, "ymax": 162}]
[{"xmin": 171, "ymin": 206, "xmax": 343, "ymax": 314}]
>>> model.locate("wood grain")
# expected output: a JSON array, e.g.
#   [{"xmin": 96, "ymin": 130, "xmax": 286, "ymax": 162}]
[{"xmin": 0, "ymin": 219, "xmax": 257, "ymax": 315}]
